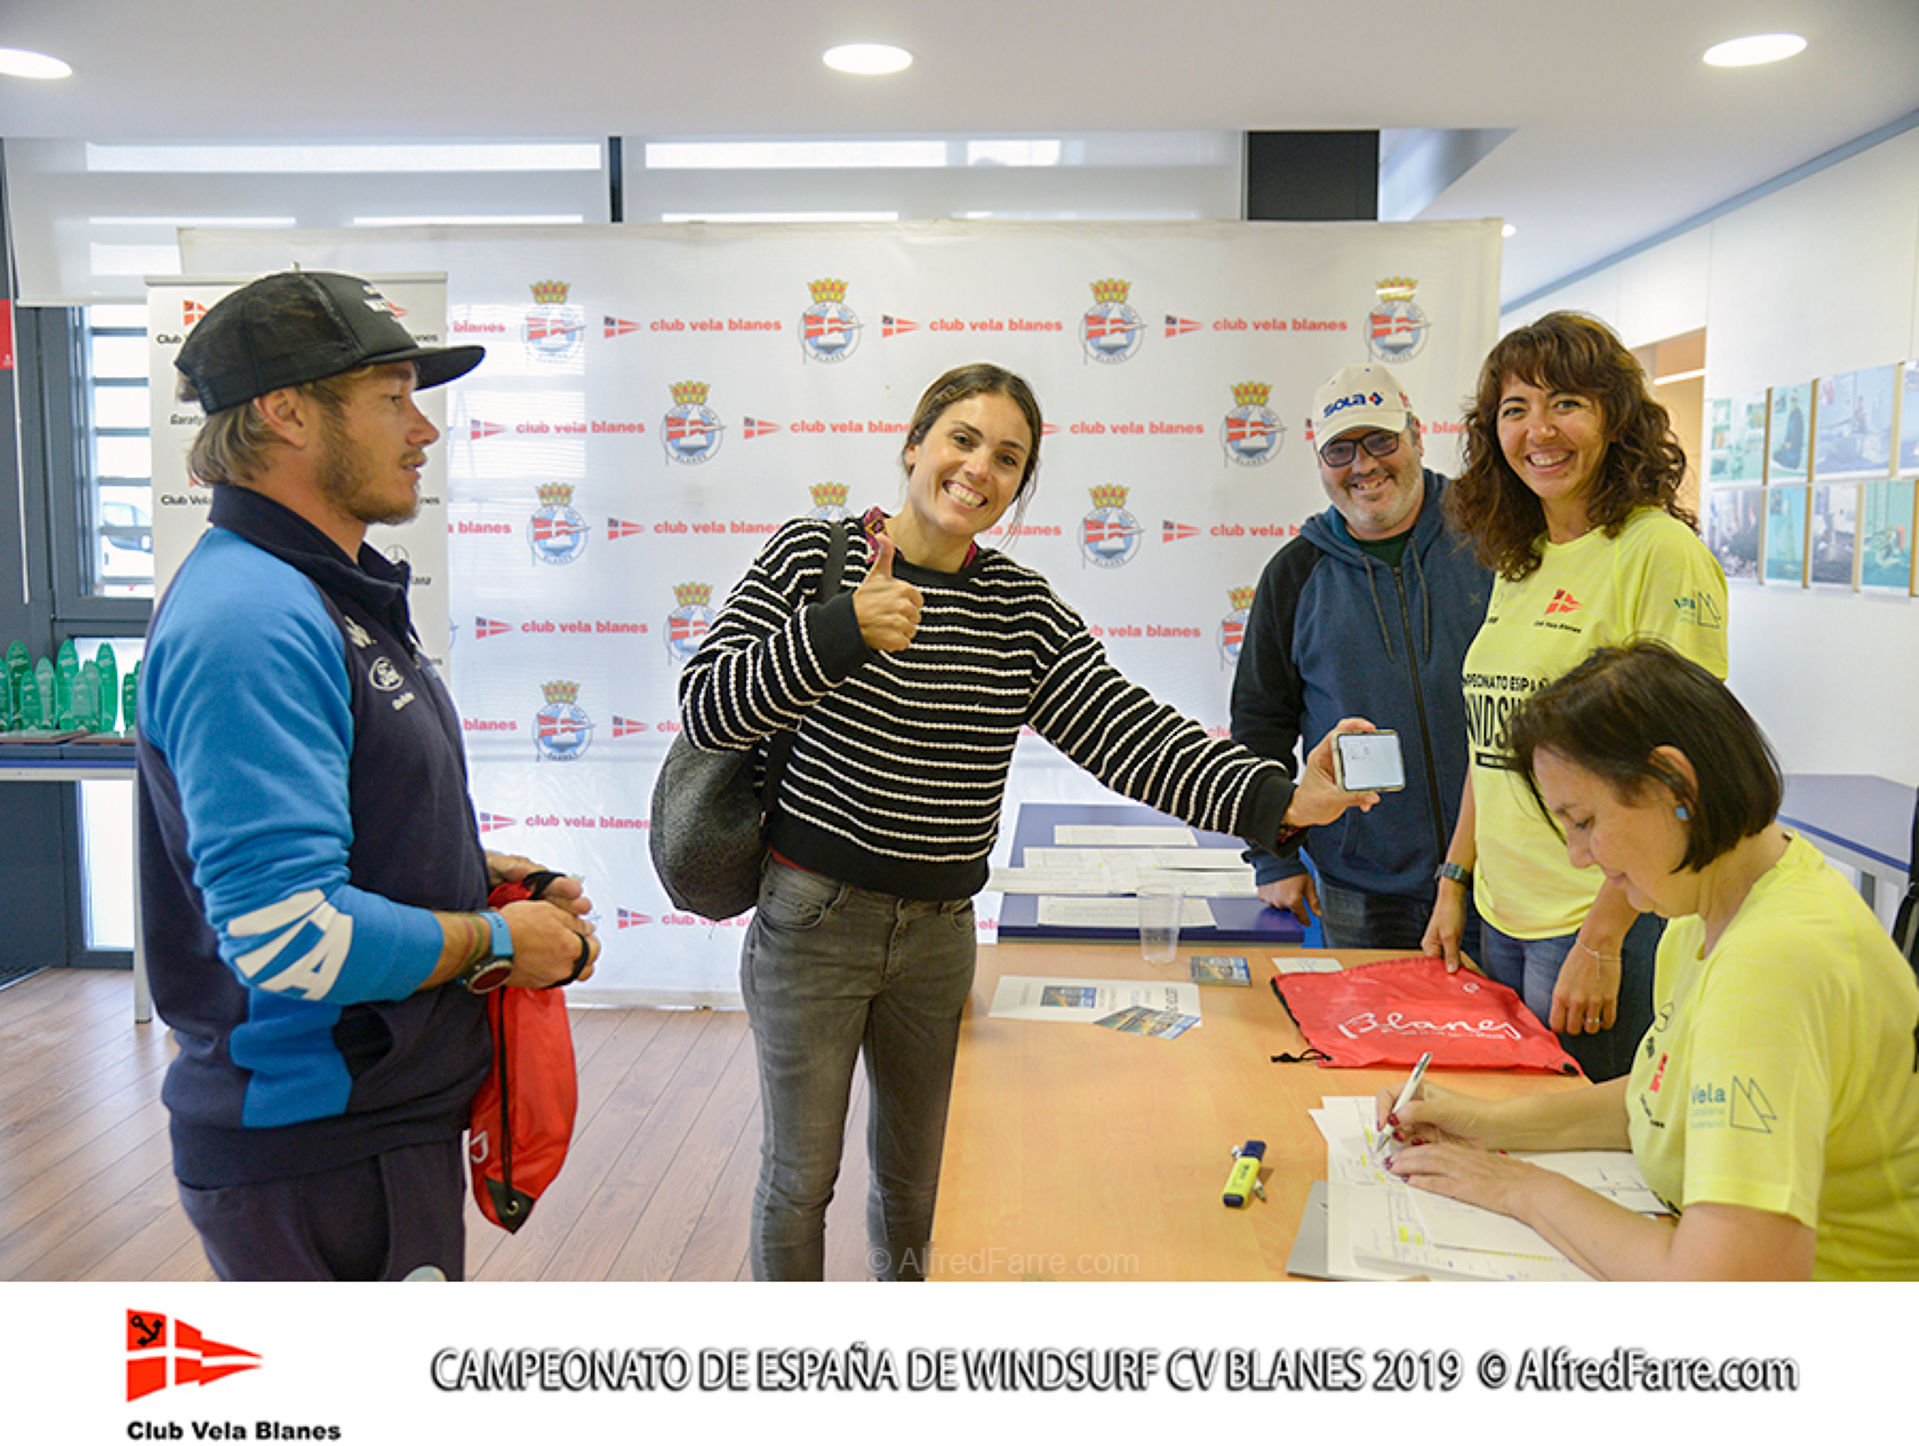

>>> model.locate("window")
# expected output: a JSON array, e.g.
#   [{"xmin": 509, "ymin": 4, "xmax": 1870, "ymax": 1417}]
[{"xmin": 84, "ymin": 303, "xmax": 155, "ymax": 599}]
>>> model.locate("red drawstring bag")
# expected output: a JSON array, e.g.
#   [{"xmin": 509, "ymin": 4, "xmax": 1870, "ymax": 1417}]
[
  {"xmin": 468, "ymin": 879, "xmax": 580, "ymax": 1233},
  {"xmin": 1271, "ymin": 956, "xmax": 1581, "ymax": 1075}
]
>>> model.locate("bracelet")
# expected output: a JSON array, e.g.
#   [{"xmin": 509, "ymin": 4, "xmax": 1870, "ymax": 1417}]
[{"xmin": 1574, "ymin": 940, "xmax": 1621, "ymax": 963}]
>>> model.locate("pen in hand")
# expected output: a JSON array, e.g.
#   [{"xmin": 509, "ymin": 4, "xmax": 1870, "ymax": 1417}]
[{"xmin": 1375, "ymin": 1050, "xmax": 1432, "ymax": 1163}]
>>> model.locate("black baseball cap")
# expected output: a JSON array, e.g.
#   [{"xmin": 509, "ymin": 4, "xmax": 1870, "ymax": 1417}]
[{"xmin": 175, "ymin": 269, "xmax": 485, "ymax": 413}]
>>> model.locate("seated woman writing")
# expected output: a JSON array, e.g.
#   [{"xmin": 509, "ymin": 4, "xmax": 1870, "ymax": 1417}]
[{"xmin": 1380, "ymin": 641, "xmax": 1919, "ymax": 1279}]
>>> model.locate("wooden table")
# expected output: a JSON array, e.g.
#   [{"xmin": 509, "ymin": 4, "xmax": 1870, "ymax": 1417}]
[{"xmin": 930, "ymin": 940, "xmax": 1583, "ymax": 1281}]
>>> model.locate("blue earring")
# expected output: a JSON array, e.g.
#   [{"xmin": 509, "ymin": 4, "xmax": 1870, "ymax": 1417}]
[{"xmin": 1674, "ymin": 804, "xmax": 1691, "ymax": 821}]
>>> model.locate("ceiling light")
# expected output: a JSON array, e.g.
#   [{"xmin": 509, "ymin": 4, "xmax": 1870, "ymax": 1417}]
[
  {"xmin": 0, "ymin": 46, "xmax": 73, "ymax": 80},
  {"xmin": 823, "ymin": 43, "xmax": 912, "ymax": 76},
  {"xmin": 1501, "ymin": 223, "xmax": 1516, "ymax": 238},
  {"xmin": 1703, "ymin": 33, "xmax": 1807, "ymax": 68}
]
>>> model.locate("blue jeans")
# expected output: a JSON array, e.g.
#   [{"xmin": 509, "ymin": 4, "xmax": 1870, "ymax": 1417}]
[
  {"xmin": 1317, "ymin": 878, "xmax": 1482, "ymax": 962},
  {"xmin": 741, "ymin": 857, "xmax": 976, "ymax": 1281},
  {"xmin": 1479, "ymin": 912, "xmax": 1663, "ymax": 1082}
]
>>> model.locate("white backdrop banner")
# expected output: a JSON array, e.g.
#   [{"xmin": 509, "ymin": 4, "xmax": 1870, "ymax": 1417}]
[{"xmin": 174, "ymin": 220, "xmax": 1500, "ymax": 1005}]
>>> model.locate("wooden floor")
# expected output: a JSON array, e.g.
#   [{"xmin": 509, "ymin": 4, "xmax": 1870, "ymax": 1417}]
[{"xmin": 0, "ymin": 967, "xmax": 876, "ymax": 1281}]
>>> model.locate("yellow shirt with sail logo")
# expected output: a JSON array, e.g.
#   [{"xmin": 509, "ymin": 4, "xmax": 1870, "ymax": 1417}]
[
  {"xmin": 1463, "ymin": 508, "xmax": 1727, "ymax": 936},
  {"xmin": 1627, "ymin": 835, "xmax": 1919, "ymax": 1278}
]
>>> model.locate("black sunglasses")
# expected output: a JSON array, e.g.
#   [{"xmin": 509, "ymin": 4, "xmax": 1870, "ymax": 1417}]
[{"xmin": 1319, "ymin": 431, "xmax": 1402, "ymax": 468}]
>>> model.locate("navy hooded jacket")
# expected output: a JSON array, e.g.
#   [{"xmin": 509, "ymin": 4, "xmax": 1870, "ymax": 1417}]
[{"xmin": 1230, "ymin": 470, "xmax": 1490, "ymax": 898}]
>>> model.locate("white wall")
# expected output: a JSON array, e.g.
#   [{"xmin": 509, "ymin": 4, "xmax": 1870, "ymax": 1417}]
[{"xmin": 1505, "ymin": 126, "xmax": 1919, "ymax": 786}]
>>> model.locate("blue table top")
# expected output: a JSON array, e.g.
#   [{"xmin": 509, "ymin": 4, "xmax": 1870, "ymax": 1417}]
[
  {"xmin": 995, "ymin": 801, "xmax": 1305, "ymax": 945},
  {"xmin": 1779, "ymin": 773, "xmax": 1913, "ymax": 876}
]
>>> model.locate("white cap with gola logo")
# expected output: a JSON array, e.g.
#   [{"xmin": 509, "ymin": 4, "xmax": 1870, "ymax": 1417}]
[{"xmin": 1307, "ymin": 362, "xmax": 1412, "ymax": 453}]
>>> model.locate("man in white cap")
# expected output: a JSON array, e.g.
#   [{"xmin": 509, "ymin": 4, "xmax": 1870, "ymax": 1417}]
[
  {"xmin": 140, "ymin": 270, "xmax": 598, "ymax": 1279},
  {"xmin": 1230, "ymin": 362, "xmax": 1489, "ymax": 951}
]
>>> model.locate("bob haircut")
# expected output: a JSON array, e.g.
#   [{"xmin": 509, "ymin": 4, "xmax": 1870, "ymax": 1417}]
[
  {"xmin": 1445, "ymin": 311, "xmax": 1693, "ymax": 581},
  {"xmin": 898, "ymin": 362, "xmax": 1044, "ymax": 536},
  {"xmin": 1502, "ymin": 640, "xmax": 1781, "ymax": 873}
]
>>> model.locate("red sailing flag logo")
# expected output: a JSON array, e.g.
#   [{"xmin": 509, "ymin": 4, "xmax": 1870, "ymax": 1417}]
[
  {"xmin": 608, "ymin": 519, "xmax": 647, "ymax": 540},
  {"xmin": 613, "ymin": 715, "xmax": 646, "ymax": 738},
  {"xmin": 742, "ymin": 417, "xmax": 779, "ymax": 440},
  {"xmin": 126, "ymin": 1311, "xmax": 262, "ymax": 1402},
  {"xmin": 882, "ymin": 315, "xmax": 917, "ymax": 338},
  {"xmin": 1546, "ymin": 589, "xmax": 1584, "ymax": 616},
  {"xmin": 1163, "ymin": 315, "xmax": 1199, "ymax": 338},
  {"xmin": 604, "ymin": 315, "xmax": 642, "ymax": 338},
  {"xmin": 618, "ymin": 908, "xmax": 652, "ymax": 928},
  {"xmin": 475, "ymin": 617, "xmax": 510, "ymax": 639}
]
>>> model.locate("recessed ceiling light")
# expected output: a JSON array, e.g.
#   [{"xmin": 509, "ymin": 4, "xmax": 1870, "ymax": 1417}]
[
  {"xmin": 1501, "ymin": 223, "xmax": 1516, "ymax": 238},
  {"xmin": 0, "ymin": 46, "xmax": 74, "ymax": 80},
  {"xmin": 824, "ymin": 43, "xmax": 913, "ymax": 76},
  {"xmin": 1703, "ymin": 33, "xmax": 1807, "ymax": 68}
]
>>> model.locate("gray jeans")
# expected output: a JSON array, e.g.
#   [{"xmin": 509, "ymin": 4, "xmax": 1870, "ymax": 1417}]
[{"xmin": 740, "ymin": 857, "xmax": 975, "ymax": 1281}]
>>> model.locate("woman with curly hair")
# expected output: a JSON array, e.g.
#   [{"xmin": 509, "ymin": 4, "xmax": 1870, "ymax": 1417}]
[{"xmin": 1421, "ymin": 312, "xmax": 1727, "ymax": 1080}]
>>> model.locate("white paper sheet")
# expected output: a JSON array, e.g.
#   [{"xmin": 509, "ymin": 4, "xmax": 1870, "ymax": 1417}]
[
  {"xmin": 988, "ymin": 975, "xmax": 1204, "ymax": 1023},
  {"xmin": 1310, "ymin": 1096, "xmax": 1665, "ymax": 1282},
  {"xmin": 1052, "ymin": 825, "xmax": 1197, "ymax": 847},
  {"xmin": 1275, "ymin": 955, "xmax": 1345, "ymax": 974},
  {"xmin": 1034, "ymin": 895, "xmax": 1217, "ymax": 929}
]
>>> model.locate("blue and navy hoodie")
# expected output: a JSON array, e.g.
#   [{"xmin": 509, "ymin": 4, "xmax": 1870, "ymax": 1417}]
[
  {"xmin": 1229, "ymin": 471, "xmax": 1491, "ymax": 899},
  {"xmin": 138, "ymin": 485, "xmax": 490, "ymax": 1188}
]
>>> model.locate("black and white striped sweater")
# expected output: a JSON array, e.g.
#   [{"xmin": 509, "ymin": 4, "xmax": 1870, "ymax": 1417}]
[{"xmin": 678, "ymin": 517, "xmax": 1297, "ymax": 900}]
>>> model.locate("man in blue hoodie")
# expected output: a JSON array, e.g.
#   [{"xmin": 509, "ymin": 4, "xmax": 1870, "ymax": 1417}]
[
  {"xmin": 140, "ymin": 271, "xmax": 599, "ymax": 1279},
  {"xmin": 1230, "ymin": 363, "xmax": 1489, "ymax": 951}
]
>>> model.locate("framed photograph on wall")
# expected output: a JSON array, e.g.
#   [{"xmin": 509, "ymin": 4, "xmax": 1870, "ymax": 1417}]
[
  {"xmin": 1764, "ymin": 485, "xmax": 1807, "ymax": 586},
  {"xmin": 1766, "ymin": 381, "xmax": 1811, "ymax": 484},
  {"xmin": 1704, "ymin": 485, "xmax": 1761, "ymax": 582},
  {"xmin": 1813, "ymin": 364, "xmax": 1895, "ymax": 481},
  {"xmin": 1859, "ymin": 477, "xmax": 1915, "ymax": 594},
  {"xmin": 1900, "ymin": 362, "xmax": 1919, "ymax": 474},
  {"xmin": 1809, "ymin": 483, "xmax": 1859, "ymax": 587},
  {"xmin": 1706, "ymin": 390, "xmax": 1767, "ymax": 485}
]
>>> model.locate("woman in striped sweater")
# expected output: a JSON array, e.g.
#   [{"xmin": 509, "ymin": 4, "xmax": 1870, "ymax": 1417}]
[{"xmin": 679, "ymin": 363, "xmax": 1380, "ymax": 1280}]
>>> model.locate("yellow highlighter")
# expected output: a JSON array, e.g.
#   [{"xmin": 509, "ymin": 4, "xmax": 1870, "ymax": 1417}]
[{"xmin": 1223, "ymin": 1140, "xmax": 1266, "ymax": 1208}]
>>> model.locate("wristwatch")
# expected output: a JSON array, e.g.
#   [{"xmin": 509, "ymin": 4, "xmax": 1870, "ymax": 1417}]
[
  {"xmin": 458, "ymin": 910, "xmax": 515, "ymax": 994},
  {"xmin": 1434, "ymin": 861, "xmax": 1473, "ymax": 889}
]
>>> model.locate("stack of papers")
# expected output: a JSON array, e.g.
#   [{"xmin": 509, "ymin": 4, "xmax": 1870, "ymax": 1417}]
[
  {"xmin": 985, "ymin": 827, "xmax": 1260, "ymax": 904},
  {"xmin": 1304, "ymin": 1097, "xmax": 1666, "ymax": 1281}
]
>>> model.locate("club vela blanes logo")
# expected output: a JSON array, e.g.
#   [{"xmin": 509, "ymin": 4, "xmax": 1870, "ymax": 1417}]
[
  {"xmin": 808, "ymin": 482, "xmax": 851, "ymax": 522},
  {"xmin": 524, "ymin": 279, "xmax": 584, "ymax": 363},
  {"xmin": 1219, "ymin": 585, "xmax": 1256, "ymax": 666},
  {"xmin": 126, "ymin": 1310, "xmax": 261, "ymax": 1402},
  {"xmin": 530, "ymin": 483, "xmax": 589, "ymax": 565},
  {"xmin": 662, "ymin": 381, "xmax": 723, "ymax": 465},
  {"xmin": 666, "ymin": 582, "xmax": 715, "ymax": 663},
  {"xmin": 534, "ymin": 680, "xmax": 592, "ymax": 762},
  {"xmin": 1080, "ymin": 484, "xmax": 1142, "ymax": 568},
  {"xmin": 1366, "ymin": 276, "xmax": 1429, "ymax": 363},
  {"xmin": 1220, "ymin": 381, "xmax": 1283, "ymax": 467},
  {"xmin": 1081, "ymin": 278, "xmax": 1142, "ymax": 364},
  {"xmin": 800, "ymin": 277, "xmax": 861, "ymax": 364}
]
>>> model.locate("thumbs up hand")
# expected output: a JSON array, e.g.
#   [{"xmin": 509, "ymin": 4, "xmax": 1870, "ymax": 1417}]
[{"xmin": 853, "ymin": 530, "xmax": 923, "ymax": 653}]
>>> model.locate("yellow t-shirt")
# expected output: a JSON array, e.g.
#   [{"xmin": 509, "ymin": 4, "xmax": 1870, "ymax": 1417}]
[
  {"xmin": 1626, "ymin": 835, "xmax": 1919, "ymax": 1279},
  {"xmin": 1464, "ymin": 508, "xmax": 1728, "ymax": 936}
]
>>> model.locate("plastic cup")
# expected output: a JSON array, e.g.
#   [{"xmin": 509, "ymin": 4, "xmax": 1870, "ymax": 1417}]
[{"xmin": 1138, "ymin": 881, "xmax": 1184, "ymax": 963}]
